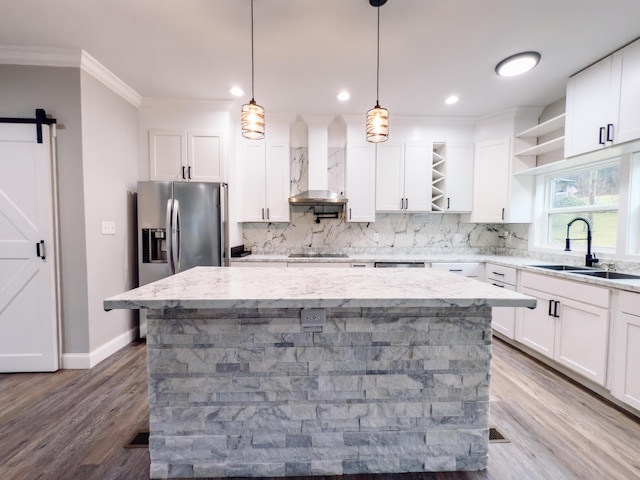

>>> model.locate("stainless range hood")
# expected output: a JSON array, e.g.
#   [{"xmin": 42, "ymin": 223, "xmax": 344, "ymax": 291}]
[
  {"xmin": 288, "ymin": 116, "xmax": 347, "ymax": 206},
  {"xmin": 289, "ymin": 189, "xmax": 347, "ymax": 205}
]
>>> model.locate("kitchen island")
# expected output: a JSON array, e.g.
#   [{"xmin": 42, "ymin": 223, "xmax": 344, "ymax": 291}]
[{"xmin": 104, "ymin": 266, "xmax": 535, "ymax": 479}]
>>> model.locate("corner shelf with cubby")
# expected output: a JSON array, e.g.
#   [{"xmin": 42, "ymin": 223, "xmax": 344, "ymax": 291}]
[{"xmin": 431, "ymin": 143, "xmax": 446, "ymax": 211}]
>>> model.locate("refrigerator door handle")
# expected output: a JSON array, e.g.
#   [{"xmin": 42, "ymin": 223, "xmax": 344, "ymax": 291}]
[
  {"xmin": 172, "ymin": 199, "xmax": 181, "ymax": 272},
  {"xmin": 166, "ymin": 198, "xmax": 175, "ymax": 274}
]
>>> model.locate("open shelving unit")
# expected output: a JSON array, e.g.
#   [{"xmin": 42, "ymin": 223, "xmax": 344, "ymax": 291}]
[
  {"xmin": 431, "ymin": 143, "xmax": 446, "ymax": 211},
  {"xmin": 514, "ymin": 113, "xmax": 565, "ymax": 156}
]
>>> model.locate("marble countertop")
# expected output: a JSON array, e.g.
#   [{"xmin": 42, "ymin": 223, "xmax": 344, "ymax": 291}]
[
  {"xmin": 104, "ymin": 266, "xmax": 536, "ymax": 311},
  {"xmin": 231, "ymin": 253, "xmax": 640, "ymax": 293}
]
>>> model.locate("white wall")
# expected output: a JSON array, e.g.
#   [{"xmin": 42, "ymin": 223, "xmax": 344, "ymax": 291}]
[{"xmin": 80, "ymin": 71, "xmax": 139, "ymax": 354}]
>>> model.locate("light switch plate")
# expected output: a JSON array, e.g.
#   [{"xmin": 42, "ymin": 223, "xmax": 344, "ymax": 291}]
[
  {"xmin": 102, "ymin": 220, "xmax": 116, "ymax": 235},
  {"xmin": 301, "ymin": 308, "xmax": 326, "ymax": 327}
]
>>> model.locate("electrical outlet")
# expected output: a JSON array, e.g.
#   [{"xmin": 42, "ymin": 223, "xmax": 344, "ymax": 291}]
[
  {"xmin": 102, "ymin": 220, "xmax": 116, "ymax": 235},
  {"xmin": 373, "ymin": 232, "xmax": 380, "ymax": 242},
  {"xmin": 301, "ymin": 308, "xmax": 326, "ymax": 327}
]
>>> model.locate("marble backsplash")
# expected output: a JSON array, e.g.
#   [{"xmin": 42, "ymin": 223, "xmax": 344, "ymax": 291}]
[{"xmin": 243, "ymin": 208, "xmax": 530, "ymax": 255}]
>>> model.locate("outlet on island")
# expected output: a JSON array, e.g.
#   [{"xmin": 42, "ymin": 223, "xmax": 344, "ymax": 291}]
[{"xmin": 301, "ymin": 308, "xmax": 326, "ymax": 327}]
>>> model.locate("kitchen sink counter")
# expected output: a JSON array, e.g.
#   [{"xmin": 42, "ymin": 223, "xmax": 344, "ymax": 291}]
[
  {"xmin": 232, "ymin": 253, "xmax": 640, "ymax": 293},
  {"xmin": 104, "ymin": 266, "xmax": 535, "ymax": 478}
]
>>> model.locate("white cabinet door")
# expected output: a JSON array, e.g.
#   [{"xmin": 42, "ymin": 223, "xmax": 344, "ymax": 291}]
[
  {"xmin": 564, "ymin": 55, "xmax": 621, "ymax": 158},
  {"xmin": 150, "ymin": 129, "xmax": 224, "ymax": 182},
  {"xmin": 517, "ymin": 286, "xmax": 557, "ymax": 358},
  {"xmin": 490, "ymin": 283, "xmax": 516, "ymax": 339},
  {"xmin": 188, "ymin": 131, "xmax": 223, "ymax": 182},
  {"xmin": 554, "ymin": 297, "xmax": 609, "ymax": 385},
  {"xmin": 240, "ymin": 142, "xmax": 267, "ymax": 222},
  {"xmin": 149, "ymin": 129, "xmax": 187, "ymax": 181},
  {"xmin": 443, "ymin": 143, "xmax": 473, "ymax": 213},
  {"xmin": 375, "ymin": 143, "xmax": 404, "ymax": 212},
  {"xmin": 468, "ymin": 138, "xmax": 510, "ymax": 223},
  {"xmin": 345, "ymin": 144, "xmax": 376, "ymax": 222},
  {"xmin": 611, "ymin": 291, "xmax": 640, "ymax": 410},
  {"xmin": 239, "ymin": 139, "xmax": 290, "ymax": 223},
  {"xmin": 0, "ymin": 124, "xmax": 58, "ymax": 372},
  {"xmin": 264, "ymin": 143, "xmax": 290, "ymax": 222},
  {"xmin": 617, "ymin": 39, "xmax": 640, "ymax": 144},
  {"xmin": 404, "ymin": 142, "xmax": 432, "ymax": 212}
]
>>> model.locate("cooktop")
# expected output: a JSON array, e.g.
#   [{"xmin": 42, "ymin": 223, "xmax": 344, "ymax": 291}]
[{"xmin": 288, "ymin": 253, "xmax": 349, "ymax": 258}]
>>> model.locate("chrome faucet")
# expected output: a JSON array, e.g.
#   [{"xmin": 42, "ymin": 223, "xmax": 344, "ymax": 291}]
[{"xmin": 565, "ymin": 217, "xmax": 598, "ymax": 267}]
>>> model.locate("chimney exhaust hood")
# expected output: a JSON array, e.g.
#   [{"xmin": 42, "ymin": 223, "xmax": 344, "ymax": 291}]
[{"xmin": 288, "ymin": 116, "xmax": 347, "ymax": 206}]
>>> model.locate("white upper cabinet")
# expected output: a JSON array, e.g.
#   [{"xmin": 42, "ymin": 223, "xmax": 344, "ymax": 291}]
[
  {"xmin": 345, "ymin": 143, "xmax": 376, "ymax": 222},
  {"xmin": 565, "ymin": 37, "xmax": 640, "ymax": 157},
  {"xmin": 438, "ymin": 143, "xmax": 473, "ymax": 213},
  {"xmin": 149, "ymin": 129, "xmax": 224, "ymax": 182},
  {"xmin": 467, "ymin": 138, "xmax": 511, "ymax": 223},
  {"xmin": 376, "ymin": 141, "xmax": 433, "ymax": 212},
  {"xmin": 617, "ymin": 39, "xmax": 640, "ymax": 144},
  {"xmin": 239, "ymin": 123, "xmax": 290, "ymax": 223}
]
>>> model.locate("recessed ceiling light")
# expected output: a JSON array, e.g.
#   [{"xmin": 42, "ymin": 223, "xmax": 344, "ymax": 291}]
[
  {"xmin": 230, "ymin": 86, "xmax": 244, "ymax": 97},
  {"xmin": 337, "ymin": 91, "xmax": 350, "ymax": 101},
  {"xmin": 495, "ymin": 51, "xmax": 541, "ymax": 77},
  {"xmin": 445, "ymin": 95, "xmax": 459, "ymax": 105}
]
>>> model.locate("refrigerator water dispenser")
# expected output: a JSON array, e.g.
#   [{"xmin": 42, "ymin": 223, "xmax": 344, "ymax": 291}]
[{"xmin": 142, "ymin": 228, "xmax": 167, "ymax": 263}]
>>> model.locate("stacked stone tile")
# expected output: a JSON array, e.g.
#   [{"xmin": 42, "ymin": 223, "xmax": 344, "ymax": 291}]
[{"xmin": 146, "ymin": 305, "xmax": 492, "ymax": 478}]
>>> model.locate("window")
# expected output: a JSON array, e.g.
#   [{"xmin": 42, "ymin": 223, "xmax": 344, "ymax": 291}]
[{"xmin": 544, "ymin": 161, "xmax": 620, "ymax": 249}]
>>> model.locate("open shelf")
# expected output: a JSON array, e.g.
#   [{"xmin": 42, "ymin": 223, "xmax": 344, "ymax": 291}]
[
  {"xmin": 514, "ymin": 136, "xmax": 565, "ymax": 156},
  {"xmin": 516, "ymin": 113, "xmax": 565, "ymax": 138}
]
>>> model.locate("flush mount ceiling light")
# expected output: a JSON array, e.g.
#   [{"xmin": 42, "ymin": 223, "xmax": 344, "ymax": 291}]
[
  {"xmin": 241, "ymin": 0, "xmax": 265, "ymax": 140},
  {"xmin": 230, "ymin": 86, "xmax": 244, "ymax": 97},
  {"xmin": 366, "ymin": 0, "xmax": 389, "ymax": 143},
  {"xmin": 337, "ymin": 90, "xmax": 351, "ymax": 101},
  {"xmin": 495, "ymin": 51, "xmax": 541, "ymax": 77},
  {"xmin": 445, "ymin": 95, "xmax": 459, "ymax": 105}
]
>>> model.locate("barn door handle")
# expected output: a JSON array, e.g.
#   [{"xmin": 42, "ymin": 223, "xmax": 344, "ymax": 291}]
[{"xmin": 36, "ymin": 240, "xmax": 46, "ymax": 260}]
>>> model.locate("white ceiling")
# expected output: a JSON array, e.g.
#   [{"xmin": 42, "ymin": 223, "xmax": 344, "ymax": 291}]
[{"xmin": 1, "ymin": 0, "xmax": 640, "ymax": 118}]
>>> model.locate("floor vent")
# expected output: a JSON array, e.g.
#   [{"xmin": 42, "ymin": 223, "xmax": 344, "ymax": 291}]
[
  {"xmin": 124, "ymin": 430, "xmax": 149, "ymax": 449},
  {"xmin": 489, "ymin": 426, "xmax": 511, "ymax": 443}
]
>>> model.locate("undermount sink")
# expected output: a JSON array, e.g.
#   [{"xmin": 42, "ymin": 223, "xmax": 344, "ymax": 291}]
[
  {"xmin": 568, "ymin": 270, "xmax": 640, "ymax": 280},
  {"xmin": 529, "ymin": 264, "xmax": 588, "ymax": 271}
]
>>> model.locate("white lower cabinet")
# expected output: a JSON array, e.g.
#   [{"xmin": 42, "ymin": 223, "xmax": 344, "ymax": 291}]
[
  {"xmin": 610, "ymin": 291, "xmax": 640, "ymax": 410},
  {"xmin": 486, "ymin": 264, "xmax": 517, "ymax": 339},
  {"xmin": 517, "ymin": 272, "xmax": 610, "ymax": 385}
]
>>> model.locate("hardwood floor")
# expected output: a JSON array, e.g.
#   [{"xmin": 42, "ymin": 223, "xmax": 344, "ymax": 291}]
[{"xmin": 0, "ymin": 337, "xmax": 639, "ymax": 480}]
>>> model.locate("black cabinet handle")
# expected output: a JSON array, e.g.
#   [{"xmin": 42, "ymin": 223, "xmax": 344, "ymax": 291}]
[
  {"xmin": 261, "ymin": 208, "xmax": 265, "ymax": 220},
  {"xmin": 447, "ymin": 197, "xmax": 450, "ymax": 210},
  {"xmin": 492, "ymin": 283, "xmax": 505, "ymax": 288},
  {"xmin": 182, "ymin": 166, "xmax": 186, "ymax": 179},
  {"xmin": 548, "ymin": 299, "xmax": 554, "ymax": 316},
  {"xmin": 607, "ymin": 123, "xmax": 614, "ymax": 142},
  {"xmin": 266, "ymin": 208, "xmax": 270, "ymax": 220},
  {"xmin": 36, "ymin": 240, "xmax": 45, "ymax": 260},
  {"xmin": 405, "ymin": 198, "xmax": 408, "ymax": 210},
  {"xmin": 449, "ymin": 269, "xmax": 463, "ymax": 272},
  {"xmin": 400, "ymin": 198, "xmax": 404, "ymax": 210},
  {"xmin": 599, "ymin": 127, "xmax": 606, "ymax": 145},
  {"xmin": 501, "ymin": 208, "xmax": 505, "ymax": 221},
  {"xmin": 554, "ymin": 301, "xmax": 561, "ymax": 318},
  {"xmin": 492, "ymin": 271, "xmax": 505, "ymax": 276},
  {"xmin": 187, "ymin": 166, "xmax": 192, "ymax": 179},
  {"xmin": 349, "ymin": 208, "xmax": 352, "ymax": 220}
]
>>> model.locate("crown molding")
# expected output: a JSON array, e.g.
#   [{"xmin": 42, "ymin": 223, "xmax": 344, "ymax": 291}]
[
  {"xmin": 0, "ymin": 46, "xmax": 141, "ymax": 108},
  {"xmin": 140, "ymin": 97, "xmax": 233, "ymax": 111}
]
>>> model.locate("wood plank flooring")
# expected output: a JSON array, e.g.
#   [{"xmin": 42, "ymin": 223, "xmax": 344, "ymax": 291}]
[{"xmin": 0, "ymin": 337, "xmax": 639, "ymax": 480}]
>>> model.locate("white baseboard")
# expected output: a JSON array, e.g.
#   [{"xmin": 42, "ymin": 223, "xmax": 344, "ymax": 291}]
[{"xmin": 61, "ymin": 327, "xmax": 137, "ymax": 369}]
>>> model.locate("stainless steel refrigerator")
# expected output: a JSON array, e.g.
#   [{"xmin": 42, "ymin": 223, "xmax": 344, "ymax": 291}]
[{"xmin": 137, "ymin": 181, "xmax": 228, "ymax": 336}]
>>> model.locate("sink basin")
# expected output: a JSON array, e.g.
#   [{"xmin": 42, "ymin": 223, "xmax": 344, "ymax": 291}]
[
  {"xmin": 568, "ymin": 271, "xmax": 640, "ymax": 280},
  {"xmin": 529, "ymin": 265, "xmax": 588, "ymax": 271}
]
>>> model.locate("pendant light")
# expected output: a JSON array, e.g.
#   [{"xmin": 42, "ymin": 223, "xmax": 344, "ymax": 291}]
[
  {"xmin": 366, "ymin": 0, "xmax": 389, "ymax": 143},
  {"xmin": 241, "ymin": 0, "xmax": 265, "ymax": 140}
]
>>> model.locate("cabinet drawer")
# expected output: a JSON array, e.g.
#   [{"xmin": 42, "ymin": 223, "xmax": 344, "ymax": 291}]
[
  {"xmin": 618, "ymin": 290, "xmax": 640, "ymax": 316},
  {"xmin": 485, "ymin": 264, "xmax": 517, "ymax": 285},
  {"xmin": 521, "ymin": 271, "xmax": 610, "ymax": 309},
  {"xmin": 431, "ymin": 262, "xmax": 482, "ymax": 278}
]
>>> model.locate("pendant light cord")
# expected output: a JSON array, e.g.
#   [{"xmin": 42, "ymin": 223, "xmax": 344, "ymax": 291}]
[
  {"xmin": 376, "ymin": 4, "xmax": 380, "ymax": 105},
  {"xmin": 250, "ymin": 0, "xmax": 255, "ymax": 101}
]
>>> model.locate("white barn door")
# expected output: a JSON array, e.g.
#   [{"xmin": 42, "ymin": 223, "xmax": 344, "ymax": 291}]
[{"xmin": 0, "ymin": 123, "xmax": 59, "ymax": 372}]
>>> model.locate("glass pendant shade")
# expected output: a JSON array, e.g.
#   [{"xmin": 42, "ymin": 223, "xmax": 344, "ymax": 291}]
[
  {"xmin": 241, "ymin": 100, "xmax": 265, "ymax": 140},
  {"xmin": 366, "ymin": 103, "xmax": 389, "ymax": 143}
]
